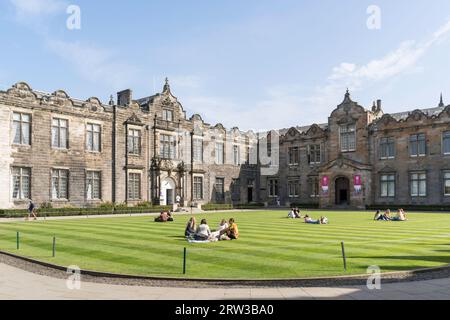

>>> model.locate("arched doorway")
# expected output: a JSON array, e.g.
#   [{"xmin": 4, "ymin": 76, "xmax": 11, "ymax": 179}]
[
  {"xmin": 335, "ymin": 177, "xmax": 350, "ymax": 205},
  {"xmin": 160, "ymin": 177, "xmax": 176, "ymax": 206}
]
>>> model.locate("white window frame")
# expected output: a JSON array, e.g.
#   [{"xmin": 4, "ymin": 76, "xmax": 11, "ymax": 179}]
[
  {"xmin": 268, "ymin": 179, "xmax": 279, "ymax": 197},
  {"xmin": 11, "ymin": 167, "xmax": 31, "ymax": 200},
  {"xmin": 288, "ymin": 180, "xmax": 300, "ymax": 198},
  {"xmin": 12, "ymin": 112, "xmax": 31, "ymax": 146},
  {"xmin": 380, "ymin": 174, "xmax": 396, "ymax": 198},
  {"xmin": 193, "ymin": 176, "xmax": 204, "ymax": 200},
  {"xmin": 128, "ymin": 172, "xmax": 141, "ymax": 200},
  {"xmin": 444, "ymin": 172, "xmax": 450, "ymax": 197},
  {"xmin": 51, "ymin": 169, "xmax": 69, "ymax": 200},
  {"xmin": 410, "ymin": 172, "xmax": 427, "ymax": 197},
  {"xmin": 86, "ymin": 171, "xmax": 101, "ymax": 201},
  {"xmin": 86, "ymin": 123, "xmax": 101, "ymax": 152},
  {"xmin": 340, "ymin": 124, "xmax": 356, "ymax": 152},
  {"xmin": 215, "ymin": 142, "xmax": 224, "ymax": 165},
  {"xmin": 443, "ymin": 131, "xmax": 450, "ymax": 155}
]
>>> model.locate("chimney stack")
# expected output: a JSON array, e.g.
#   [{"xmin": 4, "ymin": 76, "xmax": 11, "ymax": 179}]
[
  {"xmin": 376, "ymin": 99, "xmax": 382, "ymax": 112},
  {"xmin": 117, "ymin": 89, "xmax": 132, "ymax": 106}
]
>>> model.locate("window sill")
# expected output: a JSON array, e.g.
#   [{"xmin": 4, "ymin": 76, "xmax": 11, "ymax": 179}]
[
  {"xmin": 86, "ymin": 151, "xmax": 102, "ymax": 155},
  {"xmin": 380, "ymin": 157, "xmax": 395, "ymax": 160},
  {"xmin": 51, "ymin": 199, "xmax": 69, "ymax": 202}
]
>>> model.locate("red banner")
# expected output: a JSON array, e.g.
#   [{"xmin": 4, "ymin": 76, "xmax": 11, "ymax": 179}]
[{"xmin": 321, "ymin": 176, "xmax": 329, "ymax": 194}]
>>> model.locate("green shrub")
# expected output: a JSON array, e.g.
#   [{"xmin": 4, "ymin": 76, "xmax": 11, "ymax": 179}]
[{"xmin": 202, "ymin": 203, "xmax": 234, "ymax": 211}]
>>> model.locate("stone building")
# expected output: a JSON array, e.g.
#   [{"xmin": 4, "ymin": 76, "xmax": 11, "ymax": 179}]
[
  {"xmin": 261, "ymin": 91, "xmax": 450, "ymax": 209},
  {"xmin": 0, "ymin": 81, "xmax": 449, "ymax": 210}
]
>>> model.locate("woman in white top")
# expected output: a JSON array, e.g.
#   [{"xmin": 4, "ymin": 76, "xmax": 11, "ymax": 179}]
[
  {"xmin": 210, "ymin": 219, "xmax": 229, "ymax": 241},
  {"xmin": 195, "ymin": 219, "xmax": 211, "ymax": 241}
]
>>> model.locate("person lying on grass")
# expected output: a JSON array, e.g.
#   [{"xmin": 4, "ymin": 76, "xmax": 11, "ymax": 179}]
[
  {"xmin": 375, "ymin": 209, "xmax": 392, "ymax": 221},
  {"xmin": 194, "ymin": 219, "xmax": 212, "ymax": 241},
  {"xmin": 185, "ymin": 217, "xmax": 196, "ymax": 238},
  {"xmin": 154, "ymin": 211, "xmax": 174, "ymax": 223},
  {"xmin": 304, "ymin": 215, "xmax": 328, "ymax": 225},
  {"xmin": 392, "ymin": 209, "xmax": 407, "ymax": 221}
]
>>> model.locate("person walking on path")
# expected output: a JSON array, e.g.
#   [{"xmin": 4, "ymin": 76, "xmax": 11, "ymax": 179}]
[{"xmin": 26, "ymin": 200, "xmax": 37, "ymax": 221}]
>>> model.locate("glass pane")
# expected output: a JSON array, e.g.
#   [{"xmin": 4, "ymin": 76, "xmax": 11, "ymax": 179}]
[
  {"xmin": 60, "ymin": 128, "xmax": 67, "ymax": 149},
  {"xmin": 52, "ymin": 177, "xmax": 59, "ymax": 199},
  {"xmin": 419, "ymin": 180, "xmax": 426, "ymax": 196},
  {"xmin": 21, "ymin": 122, "xmax": 30, "ymax": 145},
  {"xmin": 13, "ymin": 113, "xmax": 20, "ymax": 121},
  {"xmin": 52, "ymin": 127, "xmax": 59, "ymax": 147},
  {"xmin": 22, "ymin": 174, "xmax": 30, "ymax": 199},
  {"xmin": 93, "ymin": 132, "xmax": 100, "ymax": 151},
  {"xmin": 21, "ymin": 114, "xmax": 30, "ymax": 122},
  {"xmin": 86, "ymin": 179, "xmax": 93, "ymax": 200},
  {"xmin": 12, "ymin": 175, "xmax": 20, "ymax": 199},
  {"xmin": 13, "ymin": 121, "xmax": 21, "ymax": 144},
  {"xmin": 87, "ymin": 131, "xmax": 93, "ymax": 150},
  {"xmin": 388, "ymin": 181, "xmax": 395, "ymax": 197}
]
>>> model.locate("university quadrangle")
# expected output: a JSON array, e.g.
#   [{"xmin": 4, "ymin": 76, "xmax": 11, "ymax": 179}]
[{"xmin": 0, "ymin": 80, "xmax": 449, "ymax": 210}]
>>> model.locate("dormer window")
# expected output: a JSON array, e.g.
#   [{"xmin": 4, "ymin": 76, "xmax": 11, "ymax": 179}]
[
  {"xmin": 162, "ymin": 109, "xmax": 173, "ymax": 122},
  {"xmin": 340, "ymin": 124, "xmax": 356, "ymax": 152}
]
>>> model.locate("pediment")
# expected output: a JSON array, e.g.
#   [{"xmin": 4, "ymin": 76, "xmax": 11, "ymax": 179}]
[
  {"xmin": 125, "ymin": 113, "xmax": 144, "ymax": 126},
  {"xmin": 378, "ymin": 165, "xmax": 397, "ymax": 173},
  {"xmin": 322, "ymin": 155, "xmax": 371, "ymax": 171}
]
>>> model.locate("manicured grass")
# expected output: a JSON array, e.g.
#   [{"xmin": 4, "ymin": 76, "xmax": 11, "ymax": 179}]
[{"xmin": 0, "ymin": 211, "xmax": 449, "ymax": 279}]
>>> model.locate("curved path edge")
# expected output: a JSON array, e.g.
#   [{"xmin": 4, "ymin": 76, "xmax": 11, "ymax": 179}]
[{"xmin": 1, "ymin": 250, "xmax": 449, "ymax": 288}]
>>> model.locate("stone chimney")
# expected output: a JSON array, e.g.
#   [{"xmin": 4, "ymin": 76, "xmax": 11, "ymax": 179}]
[
  {"xmin": 376, "ymin": 99, "xmax": 382, "ymax": 112},
  {"xmin": 117, "ymin": 89, "xmax": 132, "ymax": 106}
]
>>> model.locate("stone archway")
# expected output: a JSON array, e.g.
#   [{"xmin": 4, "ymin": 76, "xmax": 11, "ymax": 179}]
[
  {"xmin": 335, "ymin": 177, "xmax": 350, "ymax": 205},
  {"xmin": 160, "ymin": 177, "xmax": 176, "ymax": 206}
]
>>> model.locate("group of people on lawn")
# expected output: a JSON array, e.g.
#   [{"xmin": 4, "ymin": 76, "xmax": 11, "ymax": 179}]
[
  {"xmin": 185, "ymin": 217, "xmax": 239, "ymax": 241},
  {"xmin": 287, "ymin": 208, "xmax": 329, "ymax": 224},
  {"xmin": 374, "ymin": 209, "xmax": 407, "ymax": 221}
]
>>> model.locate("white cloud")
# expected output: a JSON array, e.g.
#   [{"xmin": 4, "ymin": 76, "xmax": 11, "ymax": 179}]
[
  {"xmin": 184, "ymin": 18, "xmax": 450, "ymax": 131},
  {"xmin": 10, "ymin": 0, "xmax": 65, "ymax": 20},
  {"xmin": 47, "ymin": 40, "xmax": 139, "ymax": 90}
]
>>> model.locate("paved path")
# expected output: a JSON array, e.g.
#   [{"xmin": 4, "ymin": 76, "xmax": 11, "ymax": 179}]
[{"xmin": 1, "ymin": 263, "xmax": 449, "ymax": 300}]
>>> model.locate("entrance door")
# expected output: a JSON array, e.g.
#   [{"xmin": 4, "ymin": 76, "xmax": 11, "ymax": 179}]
[
  {"xmin": 160, "ymin": 177, "xmax": 176, "ymax": 206},
  {"xmin": 247, "ymin": 187, "xmax": 253, "ymax": 203},
  {"xmin": 166, "ymin": 189, "xmax": 174, "ymax": 205},
  {"xmin": 335, "ymin": 177, "xmax": 350, "ymax": 205}
]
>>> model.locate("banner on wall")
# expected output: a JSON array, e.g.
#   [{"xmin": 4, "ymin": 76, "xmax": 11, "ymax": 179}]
[
  {"xmin": 321, "ymin": 176, "xmax": 329, "ymax": 194},
  {"xmin": 354, "ymin": 175, "xmax": 362, "ymax": 194}
]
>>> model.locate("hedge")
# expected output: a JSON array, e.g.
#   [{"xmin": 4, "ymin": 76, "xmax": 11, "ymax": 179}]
[
  {"xmin": 290, "ymin": 203, "xmax": 320, "ymax": 209},
  {"xmin": 366, "ymin": 205, "xmax": 450, "ymax": 212},
  {"xmin": 0, "ymin": 206, "xmax": 171, "ymax": 218},
  {"xmin": 201, "ymin": 203, "xmax": 266, "ymax": 211}
]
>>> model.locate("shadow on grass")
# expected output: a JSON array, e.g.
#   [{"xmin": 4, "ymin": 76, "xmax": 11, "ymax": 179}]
[{"xmin": 350, "ymin": 255, "xmax": 450, "ymax": 264}]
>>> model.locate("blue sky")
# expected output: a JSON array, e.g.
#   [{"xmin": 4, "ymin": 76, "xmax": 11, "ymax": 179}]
[{"xmin": 1, "ymin": 0, "xmax": 450, "ymax": 130}]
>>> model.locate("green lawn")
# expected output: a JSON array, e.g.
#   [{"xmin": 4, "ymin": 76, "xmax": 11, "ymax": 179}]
[{"xmin": 0, "ymin": 211, "xmax": 449, "ymax": 279}]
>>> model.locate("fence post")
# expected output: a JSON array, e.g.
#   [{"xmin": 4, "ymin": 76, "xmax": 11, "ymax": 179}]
[
  {"xmin": 183, "ymin": 247, "xmax": 187, "ymax": 275},
  {"xmin": 52, "ymin": 236, "xmax": 56, "ymax": 257},
  {"xmin": 341, "ymin": 241, "xmax": 347, "ymax": 271},
  {"xmin": 16, "ymin": 232, "xmax": 20, "ymax": 250}
]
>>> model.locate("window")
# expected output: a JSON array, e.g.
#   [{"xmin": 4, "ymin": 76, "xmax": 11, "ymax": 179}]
[
  {"xmin": 310, "ymin": 177, "xmax": 320, "ymax": 198},
  {"xmin": 410, "ymin": 134, "xmax": 426, "ymax": 157},
  {"xmin": 215, "ymin": 178, "xmax": 225, "ymax": 202},
  {"xmin": 128, "ymin": 129, "xmax": 141, "ymax": 155},
  {"xmin": 162, "ymin": 109, "xmax": 173, "ymax": 121},
  {"xmin": 308, "ymin": 145, "xmax": 321, "ymax": 164},
  {"xmin": 443, "ymin": 132, "xmax": 450, "ymax": 155},
  {"xmin": 86, "ymin": 171, "xmax": 101, "ymax": 200},
  {"xmin": 193, "ymin": 139, "xmax": 203, "ymax": 163},
  {"xmin": 410, "ymin": 172, "xmax": 427, "ymax": 197},
  {"xmin": 51, "ymin": 118, "xmax": 68, "ymax": 149},
  {"xmin": 233, "ymin": 145, "xmax": 240, "ymax": 166},
  {"xmin": 51, "ymin": 169, "xmax": 69, "ymax": 200},
  {"xmin": 288, "ymin": 180, "xmax": 300, "ymax": 198},
  {"xmin": 215, "ymin": 142, "xmax": 224, "ymax": 165},
  {"xmin": 160, "ymin": 134, "xmax": 176, "ymax": 159},
  {"xmin": 268, "ymin": 179, "xmax": 279, "ymax": 197},
  {"xmin": 12, "ymin": 112, "xmax": 31, "ymax": 145},
  {"xmin": 288, "ymin": 147, "xmax": 299, "ymax": 165},
  {"xmin": 11, "ymin": 167, "xmax": 30, "ymax": 200},
  {"xmin": 444, "ymin": 172, "xmax": 450, "ymax": 196},
  {"xmin": 380, "ymin": 137, "xmax": 395, "ymax": 159},
  {"xmin": 86, "ymin": 123, "xmax": 101, "ymax": 152},
  {"xmin": 380, "ymin": 174, "xmax": 395, "ymax": 197},
  {"xmin": 340, "ymin": 124, "xmax": 356, "ymax": 152},
  {"xmin": 193, "ymin": 177, "xmax": 203, "ymax": 200},
  {"xmin": 128, "ymin": 173, "xmax": 141, "ymax": 200}
]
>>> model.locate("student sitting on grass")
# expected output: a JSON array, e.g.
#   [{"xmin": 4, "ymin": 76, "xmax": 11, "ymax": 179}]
[
  {"xmin": 195, "ymin": 219, "xmax": 211, "ymax": 241},
  {"xmin": 185, "ymin": 217, "xmax": 197, "ymax": 237},
  {"xmin": 210, "ymin": 219, "xmax": 229, "ymax": 241},
  {"xmin": 392, "ymin": 209, "xmax": 407, "ymax": 221},
  {"xmin": 224, "ymin": 218, "xmax": 239, "ymax": 240},
  {"xmin": 288, "ymin": 208, "xmax": 301, "ymax": 219}
]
